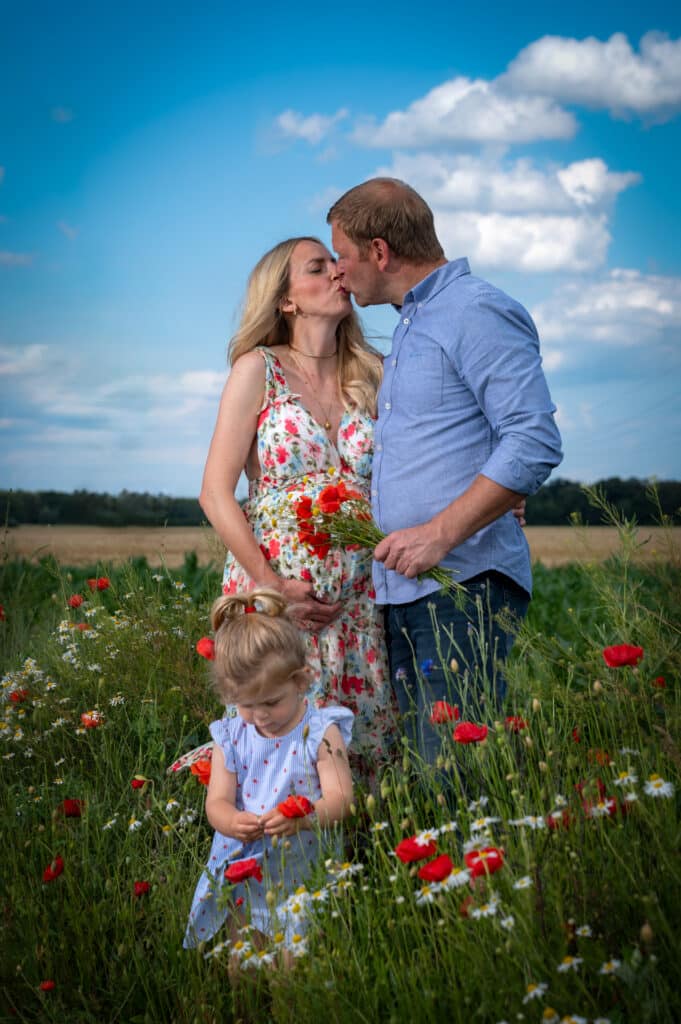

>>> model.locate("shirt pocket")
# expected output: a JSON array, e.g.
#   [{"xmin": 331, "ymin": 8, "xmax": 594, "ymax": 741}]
[{"xmin": 393, "ymin": 341, "xmax": 445, "ymax": 414}]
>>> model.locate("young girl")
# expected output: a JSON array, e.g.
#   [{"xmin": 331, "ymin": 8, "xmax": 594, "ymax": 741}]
[{"xmin": 183, "ymin": 588, "xmax": 354, "ymax": 951}]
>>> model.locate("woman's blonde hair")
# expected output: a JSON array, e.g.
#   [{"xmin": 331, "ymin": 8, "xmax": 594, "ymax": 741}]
[
  {"xmin": 228, "ymin": 237, "xmax": 383, "ymax": 417},
  {"xmin": 209, "ymin": 589, "xmax": 307, "ymax": 703}
]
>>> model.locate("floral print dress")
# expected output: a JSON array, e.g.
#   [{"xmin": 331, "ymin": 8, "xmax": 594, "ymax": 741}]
[{"xmin": 222, "ymin": 347, "xmax": 396, "ymax": 777}]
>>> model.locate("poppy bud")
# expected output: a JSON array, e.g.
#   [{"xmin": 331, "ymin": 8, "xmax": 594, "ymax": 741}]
[
  {"xmin": 593, "ymin": 680, "xmax": 603, "ymax": 694},
  {"xmin": 532, "ymin": 698, "xmax": 541, "ymax": 712}
]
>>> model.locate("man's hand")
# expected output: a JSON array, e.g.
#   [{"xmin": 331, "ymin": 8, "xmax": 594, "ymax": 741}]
[{"xmin": 374, "ymin": 522, "xmax": 449, "ymax": 579}]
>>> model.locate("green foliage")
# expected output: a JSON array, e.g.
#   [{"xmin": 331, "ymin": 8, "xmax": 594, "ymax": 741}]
[{"xmin": 1, "ymin": 509, "xmax": 680, "ymax": 1022}]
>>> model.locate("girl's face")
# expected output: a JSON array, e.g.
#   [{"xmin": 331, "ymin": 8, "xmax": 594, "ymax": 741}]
[{"xmin": 236, "ymin": 669, "xmax": 308, "ymax": 738}]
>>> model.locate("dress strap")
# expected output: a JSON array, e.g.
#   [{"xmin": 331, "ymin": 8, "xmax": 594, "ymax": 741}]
[{"xmin": 258, "ymin": 347, "xmax": 291, "ymax": 410}]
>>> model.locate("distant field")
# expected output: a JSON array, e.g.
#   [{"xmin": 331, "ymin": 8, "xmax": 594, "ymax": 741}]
[{"xmin": 3, "ymin": 523, "xmax": 679, "ymax": 568}]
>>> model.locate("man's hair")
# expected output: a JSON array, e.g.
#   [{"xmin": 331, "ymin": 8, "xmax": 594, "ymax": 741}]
[{"xmin": 327, "ymin": 178, "xmax": 444, "ymax": 263}]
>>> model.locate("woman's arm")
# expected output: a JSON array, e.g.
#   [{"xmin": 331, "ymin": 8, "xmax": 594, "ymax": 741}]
[
  {"xmin": 204, "ymin": 743, "xmax": 263, "ymax": 843},
  {"xmin": 200, "ymin": 351, "xmax": 340, "ymax": 628},
  {"xmin": 260, "ymin": 724, "xmax": 354, "ymax": 836}
]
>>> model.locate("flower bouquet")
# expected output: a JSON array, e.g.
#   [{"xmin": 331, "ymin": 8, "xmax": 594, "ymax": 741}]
[{"xmin": 292, "ymin": 481, "xmax": 461, "ymax": 595}]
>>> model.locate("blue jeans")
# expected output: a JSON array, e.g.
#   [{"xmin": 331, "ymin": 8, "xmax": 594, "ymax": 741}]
[{"xmin": 385, "ymin": 572, "xmax": 530, "ymax": 766}]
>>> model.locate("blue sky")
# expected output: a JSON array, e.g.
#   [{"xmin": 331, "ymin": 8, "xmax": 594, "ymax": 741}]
[{"xmin": 1, "ymin": 1, "xmax": 680, "ymax": 498}]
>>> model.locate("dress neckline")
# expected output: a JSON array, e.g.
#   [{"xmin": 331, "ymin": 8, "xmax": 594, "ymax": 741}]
[{"xmin": 264, "ymin": 347, "xmax": 348, "ymax": 454}]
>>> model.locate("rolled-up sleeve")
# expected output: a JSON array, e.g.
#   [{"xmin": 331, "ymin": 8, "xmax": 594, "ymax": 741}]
[{"xmin": 456, "ymin": 293, "xmax": 563, "ymax": 495}]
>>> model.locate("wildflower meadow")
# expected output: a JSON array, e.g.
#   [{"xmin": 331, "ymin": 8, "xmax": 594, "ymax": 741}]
[{"xmin": 1, "ymin": 495, "xmax": 680, "ymax": 1024}]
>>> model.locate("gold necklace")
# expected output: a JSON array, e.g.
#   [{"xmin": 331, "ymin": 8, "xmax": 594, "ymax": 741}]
[
  {"xmin": 288, "ymin": 349, "xmax": 338, "ymax": 432},
  {"xmin": 289, "ymin": 345, "xmax": 338, "ymax": 359}
]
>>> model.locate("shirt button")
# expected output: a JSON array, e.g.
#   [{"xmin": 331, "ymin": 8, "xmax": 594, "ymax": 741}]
[
  {"xmin": 403, "ymin": 317, "xmax": 410, "ymax": 325},
  {"xmin": 391, "ymin": 359, "xmax": 397, "ymax": 367},
  {"xmin": 384, "ymin": 401, "xmax": 391, "ymax": 410}
]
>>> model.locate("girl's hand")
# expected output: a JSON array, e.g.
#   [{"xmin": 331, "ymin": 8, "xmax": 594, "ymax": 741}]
[
  {"xmin": 259, "ymin": 807, "xmax": 310, "ymax": 837},
  {"xmin": 226, "ymin": 810, "xmax": 265, "ymax": 843}
]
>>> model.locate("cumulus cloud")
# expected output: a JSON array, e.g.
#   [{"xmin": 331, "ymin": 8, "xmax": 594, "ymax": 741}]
[
  {"xmin": 532, "ymin": 269, "xmax": 681, "ymax": 344},
  {"xmin": 353, "ymin": 77, "xmax": 576, "ymax": 147},
  {"xmin": 504, "ymin": 31, "xmax": 681, "ymax": 121},
  {"xmin": 275, "ymin": 108, "xmax": 349, "ymax": 145},
  {"xmin": 376, "ymin": 152, "xmax": 638, "ymax": 271}
]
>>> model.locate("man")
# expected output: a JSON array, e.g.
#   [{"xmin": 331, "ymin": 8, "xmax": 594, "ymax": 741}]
[{"xmin": 327, "ymin": 178, "xmax": 563, "ymax": 764}]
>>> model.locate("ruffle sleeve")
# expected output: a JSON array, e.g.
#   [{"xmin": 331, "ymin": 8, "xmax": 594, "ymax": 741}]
[
  {"xmin": 209, "ymin": 717, "xmax": 238, "ymax": 773},
  {"xmin": 305, "ymin": 704, "xmax": 354, "ymax": 761}
]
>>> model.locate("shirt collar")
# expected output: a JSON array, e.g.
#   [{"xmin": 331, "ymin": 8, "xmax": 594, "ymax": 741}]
[{"xmin": 402, "ymin": 258, "xmax": 470, "ymax": 309}]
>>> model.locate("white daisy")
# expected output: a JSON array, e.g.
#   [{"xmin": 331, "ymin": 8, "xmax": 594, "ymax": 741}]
[
  {"xmin": 613, "ymin": 770, "xmax": 638, "ymax": 787},
  {"xmin": 522, "ymin": 982, "xmax": 548, "ymax": 1003},
  {"xmin": 643, "ymin": 774, "xmax": 674, "ymax": 798},
  {"xmin": 513, "ymin": 875, "xmax": 533, "ymax": 890},
  {"xmin": 556, "ymin": 955, "xmax": 583, "ymax": 972},
  {"xmin": 599, "ymin": 959, "xmax": 621, "ymax": 975}
]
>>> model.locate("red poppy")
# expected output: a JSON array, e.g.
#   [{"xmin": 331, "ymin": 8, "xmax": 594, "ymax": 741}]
[
  {"xmin": 9, "ymin": 689, "xmax": 29, "ymax": 704},
  {"xmin": 225, "ymin": 858, "xmax": 263, "ymax": 883},
  {"xmin": 547, "ymin": 809, "xmax": 572, "ymax": 831},
  {"xmin": 459, "ymin": 894, "xmax": 475, "ymax": 918},
  {"xmin": 39, "ymin": 980, "xmax": 56, "ymax": 992},
  {"xmin": 87, "ymin": 577, "xmax": 110, "ymax": 591},
  {"xmin": 602, "ymin": 644, "xmax": 644, "ymax": 667},
  {"xmin": 130, "ymin": 777, "xmax": 147, "ymax": 790},
  {"xmin": 196, "ymin": 636, "xmax": 215, "ymax": 661},
  {"xmin": 0, "ymin": 604, "xmax": 5, "ymax": 621},
  {"xmin": 464, "ymin": 846, "xmax": 504, "ymax": 878},
  {"xmin": 133, "ymin": 881, "xmax": 151, "ymax": 897},
  {"xmin": 430, "ymin": 700, "xmax": 460, "ymax": 724},
  {"xmin": 504, "ymin": 715, "xmax": 528, "ymax": 733},
  {"xmin": 190, "ymin": 759, "xmax": 212, "ymax": 786},
  {"xmin": 295, "ymin": 496, "xmax": 314, "ymax": 521},
  {"xmin": 571, "ymin": 727, "xmax": 581, "ymax": 743},
  {"xmin": 417, "ymin": 854, "xmax": 454, "ymax": 882},
  {"xmin": 453, "ymin": 722, "xmax": 488, "ymax": 744},
  {"xmin": 278, "ymin": 794, "xmax": 315, "ymax": 818},
  {"xmin": 80, "ymin": 710, "xmax": 103, "ymax": 728},
  {"xmin": 587, "ymin": 748, "xmax": 611, "ymax": 766},
  {"xmin": 43, "ymin": 855, "xmax": 64, "ymax": 882},
  {"xmin": 57, "ymin": 798, "xmax": 84, "ymax": 818},
  {"xmin": 76, "ymin": 622, "xmax": 92, "ymax": 632},
  {"xmin": 394, "ymin": 836, "xmax": 438, "ymax": 863},
  {"xmin": 317, "ymin": 485, "xmax": 343, "ymax": 514},
  {"xmin": 652, "ymin": 676, "xmax": 666, "ymax": 689},
  {"xmin": 67, "ymin": 594, "xmax": 84, "ymax": 608}
]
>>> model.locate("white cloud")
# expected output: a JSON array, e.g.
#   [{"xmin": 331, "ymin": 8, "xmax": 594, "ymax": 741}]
[
  {"xmin": 353, "ymin": 77, "xmax": 576, "ymax": 147},
  {"xmin": 0, "ymin": 251, "xmax": 33, "ymax": 267},
  {"xmin": 57, "ymin": 220, "xmax": 79, "ymax": 240},
  {"xmin": 275, "ymin": 108, "xmax": 348, "ymax": 145},
  {"xmin": 376, "ymin": 152, "xmax": 639, "ymax": 271},
  {"xmin": 0, "ymin": 344, "xmax": 51, "ymax": 375},
  {"xmin": 505, "ymin": 31, "xmax": 681, "ymax": 121},
  {"xmin": 51, "ymin": 106, "xmax": 74, "ymax": 123},
  {"xmin": 532, "ymin": 269, "xmax": 681, "ymax": 344}
]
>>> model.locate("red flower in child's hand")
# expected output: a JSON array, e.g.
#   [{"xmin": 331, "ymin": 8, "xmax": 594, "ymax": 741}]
[
  {"xmin": 134, "ymin": 881, "xmax": 151, "ymax": 897},
  {"xmin": 57, "ymin": 798, "xmax": 84, "ymax": 818},
  {"xmin": 278, "ymin": 794, "xmax": 315, "ymax": 818},
  {"xmin": 225, "ymin": 858, "xmax": 263, "ymax": 883},
  {"xmin": 453, "ymin": 721, "xmax": 488, "ymax": 744},
  {"xmin": 196, "ymin": 636, "xmax": 215, "ymax": 660},
  {"xmin": 39, "ymin": 980, "xmax": 56, "ymax": 992},
  {"xmin": 417, "ymin": 854, "xmax": 454, "ymax": 882},
  {"xmin": 190, "ymin": 759, "xmax": 212, "ymax": 786},
  {"xmin": 394, "ymin": 836, "xmax": 437, "ymax": 863},
  {"xmin": 602, "ymin": 644, "xmax": 643, "ymax": 667},
  {"xmin": 464, "ymin": 846, "xmax": 504, "ymax": 878},
  {"xmin": 67, "ymin": 594, "xmax": 84, "ymax": 608},
  {"xmin": 43, "ymin": 855, "xmax": 64, "ymax": 882},
  {"xmin": 430, "ymin": 700, "xmax": 459, "ymax": 724},
  {"xmin": 9, "ymin": 689, "xmax": 29, "ymax": 704}
]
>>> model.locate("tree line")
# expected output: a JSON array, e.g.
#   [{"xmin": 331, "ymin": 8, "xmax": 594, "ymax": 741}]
[{"xmin": 1, "ymin": 478, "xmax": 679, "ymax": 529}]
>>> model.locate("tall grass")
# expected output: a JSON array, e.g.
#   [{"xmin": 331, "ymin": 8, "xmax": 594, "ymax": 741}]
[{"xmin": 1, "ymin": 505, "xmax": 680, "ymax": 1023}]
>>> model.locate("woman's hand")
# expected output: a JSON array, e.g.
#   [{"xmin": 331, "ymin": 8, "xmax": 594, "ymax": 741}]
[{"xmin": 276, "ymin": 577, "xmax": 342, "ymax": 633}]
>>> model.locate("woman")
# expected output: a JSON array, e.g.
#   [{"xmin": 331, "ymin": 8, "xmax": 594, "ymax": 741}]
[{"xmin": 199, "ymin": 236, "xmax": 397, "ymax": 777}]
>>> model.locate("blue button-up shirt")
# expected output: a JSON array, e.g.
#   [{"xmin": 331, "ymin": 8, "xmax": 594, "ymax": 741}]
[{"xmin": 371, "ymin": 258, "xmax": 563, "ymax": 604}]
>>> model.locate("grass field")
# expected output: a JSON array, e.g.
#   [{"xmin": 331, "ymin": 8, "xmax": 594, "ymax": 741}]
[{"xmin": 5, "ymin": 523, "xmax": 681, "ymax": 568}]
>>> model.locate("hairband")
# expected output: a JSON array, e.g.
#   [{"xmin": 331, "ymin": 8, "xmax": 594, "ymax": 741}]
[{"xmin": 244, "ymin": 605, "xmax": 257, "ymax": 614}]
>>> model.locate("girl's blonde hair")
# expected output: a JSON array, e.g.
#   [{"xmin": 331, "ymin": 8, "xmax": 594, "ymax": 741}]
[
  {"xmin": 210, "ymin": 589, "xmax": 307, "ymax": 703},
  {"xmin": 228, "ymin": 237, "xmax": 383, "ymax": 417}
]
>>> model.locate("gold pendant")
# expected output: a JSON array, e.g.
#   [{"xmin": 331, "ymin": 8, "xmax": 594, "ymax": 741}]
[{"xmin": 324, "ymin": 421, "xmax": 332, "ymax": 431}]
